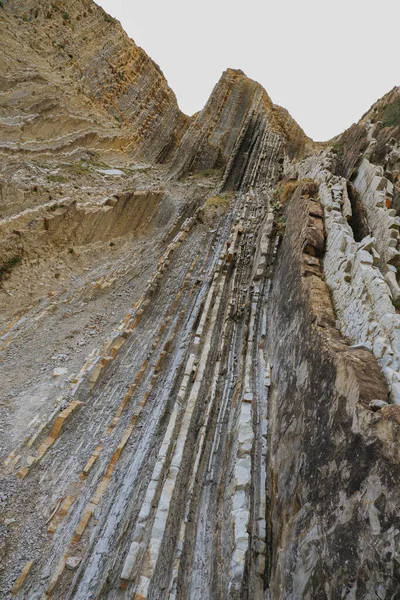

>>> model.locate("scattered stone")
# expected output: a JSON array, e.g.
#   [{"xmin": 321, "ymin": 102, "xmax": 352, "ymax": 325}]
[
  {"xmin": 52, "ymin": 367, "xmax": 68, "ymax": 378},
  {"xmin": 65, "ymin": 556, "xmax": 81, "ymax": 571}
]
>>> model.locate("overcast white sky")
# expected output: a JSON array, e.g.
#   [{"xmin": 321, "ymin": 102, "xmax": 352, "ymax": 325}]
[{"xmin": 95, "ymin": 0, "xmax": 399, "ymax": 141}]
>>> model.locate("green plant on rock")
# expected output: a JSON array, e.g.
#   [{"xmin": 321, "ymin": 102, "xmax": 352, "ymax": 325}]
[
  {"xmin": 281, "ymin": 180, "xmax": 299, "ymax": 204},
  {"xmin": 204, "ymin": 194, "xmax": 231, "ymax": 210},
  {"xmin": 272, "ymin": 179, "xmax": 300, "ymax": 208},
  {"xmin": 380, "ymin": 98, "xmax": 400, "ymax": 128},
  {"xmin": 47, "ymin": 174, "xmax": 67, "ymax": 183},
  {"xmin": 331, "ymin": 141, "xmax": 344, "ymax": 155},
  {"xmin": 270, "ymin": 199, "xmax": 281, "ymax": 216},
  {"xmin": 270, "ymin": 181, "xmax": 294, "ymax": 237}
]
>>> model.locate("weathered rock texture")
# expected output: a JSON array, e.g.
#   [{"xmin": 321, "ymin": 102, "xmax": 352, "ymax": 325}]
[
  {"xmin": 169, "ymin": 69, "xmax": 312, "ymax": 187},
  {"xmin": 265, "ymin": 182, "xmax": 400, "ymax": 597},
  {"xmin": 1, "ymin": 2, "xmax": 400, "ymax": 600},
  {"xmin": 0, "ymin": 0, "xmax": 189, "ymax": 162}
]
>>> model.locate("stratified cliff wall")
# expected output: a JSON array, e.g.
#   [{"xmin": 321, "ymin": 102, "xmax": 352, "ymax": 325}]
[
  {"xmin": 169, "ymin": 69, "xmax": 312, "ymax": 189},
  {"xmin": 1, "ymin": 3, "xmax": 400, "ymax": 599},
  {"xmin": 265, "ymin": 181, "xmax": 400, "ymax": 597},
  {"xmin": 1, "ymin": 0, "xmax": 190, "ymax": 160}
]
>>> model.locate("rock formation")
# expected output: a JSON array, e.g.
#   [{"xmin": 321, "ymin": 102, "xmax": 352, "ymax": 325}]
[{"xmin": 0, "ymin": 1, "xmax": 400, "ymax": 599}]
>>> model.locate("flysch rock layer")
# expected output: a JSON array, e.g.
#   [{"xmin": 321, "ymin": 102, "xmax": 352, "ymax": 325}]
[
  {"xmin": 1, "ymin": 1, "xmax": 400, "ymax": 599},
  {"xmin": 169, "ymin": 68, "xmax": 313, "ymax": 186},
  {"xmin": 1, "ymin": 0, "xmax": 189, "ymax": 162},
  {"xmin": 265, "ymin": 181, "xmax": 400, "ymax": 598}
]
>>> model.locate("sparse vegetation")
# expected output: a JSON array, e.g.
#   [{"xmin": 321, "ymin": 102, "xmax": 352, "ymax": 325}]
[
  {"xmin": 276, "ymin": 180, "xmax": 299, "ymax": 205},
  {"xmin": 380, "ymin": 98, "xmax": 400, "ymax": 128},
  {"xmin": 0, "ymin": 2, "xmax": 4, "ymax": 9},
  {"xmin": 270, "ymin": 197, "xmax": 286, "ymax": 236},
  {"xmin": 269, "ymin": 179, "xmax": 312, "ymax": 237},
  {"xmin": 68, "ymin": 248, "xmax": 74, "ymax": 254},
  {"xmin": 67, "ymin": 161, "xmax": 90, "ymax": 176},
  {"xmin": 0, "ymin": 256, "xmax": 22, "ymax": 281},
  {"xmin": 109, "ymin": 241, "xmax": 115, "ymax": 247},
  {"xmin": 204, "ymin": 194, "xmax": 231, "ymax": 210},
  {"xmin": 47, "ymin": 174, "xmax": 68, "ymax": 183},
  {"xmin": 331, "ymin": 141, "xmax": 344, "ymax": 155}
]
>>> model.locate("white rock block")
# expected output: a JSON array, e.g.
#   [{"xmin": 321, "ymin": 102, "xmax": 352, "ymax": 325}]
[{"xmin": 53, "ymin": 367, "xmax": 68, "ymax": 377}]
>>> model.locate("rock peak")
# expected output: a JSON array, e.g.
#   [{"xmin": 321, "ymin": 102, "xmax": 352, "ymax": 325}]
[{"xmin": 0, "ymin": 3, "xmax": 400, "ymax": 600}]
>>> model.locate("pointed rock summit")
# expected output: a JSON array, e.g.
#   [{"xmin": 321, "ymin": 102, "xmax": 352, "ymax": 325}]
[{"xmin": 0, "ymin": 2, "xmax": 399, "ymax": 600}]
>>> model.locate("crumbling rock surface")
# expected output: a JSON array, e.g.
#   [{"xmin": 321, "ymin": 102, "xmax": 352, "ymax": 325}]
[
  {"xmin": 1, "ymin": 2, "xmax": 400, "ymax": 599},
  {"xmin": 265, "ymin": 183, "xmax": 400, "ymax": 597},
  {"xmin": 169, "ymin": 69, "xmax": 312, "ymax": 186},
  {"xmin": 0, "ymin": 0, "xmax": 189, "ymax": 163}
]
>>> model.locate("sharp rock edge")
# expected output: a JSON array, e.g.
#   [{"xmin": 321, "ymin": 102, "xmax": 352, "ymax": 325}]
[{"xmin": 0, "ymin": 2, "xmax": 400, "ymax": 599}]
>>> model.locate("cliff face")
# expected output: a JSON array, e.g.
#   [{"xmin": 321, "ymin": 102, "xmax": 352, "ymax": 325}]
[
  {"xmin": 1, "ymin": 3, "xmax": 400, "ymax": 600},
  {"xmin": 0, "ymin": 0, "xmax": 189, "ymax": 161},
  {"xmin": 169, "ymin": 69, "xmax": 312, "ymax": 188},
  {"xmin": 265, "ymin": 182, "xmax": 400, "ymax": 597}
]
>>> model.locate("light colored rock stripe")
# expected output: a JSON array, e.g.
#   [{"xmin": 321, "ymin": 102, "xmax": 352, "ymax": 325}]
[
  {"xmin": 228, "ymin": 292, "xmax": 258, "ymax": 591},
  {"xmin": 120, "ymin": 267, "xmax": 222, "ymax": 587},
  {"xmin": 168, "ymin": 258, "xmax": 240, "ymax": 597},
  {"xmin": 131, "ymin": 274, "xmax": 227, "ymax": 597},
  {"xmin": 354, "ymin": 158, "xmax": 399, "ymax": 269},
  {"xmin": 229, "ymin": 207, "xmax": 274, "ymax": 592},
  {"xmin": 16, "ymin": 401, "xmax": 83, "ymax": 479},
  {"xmin": 11, "ymin": 560, "xmax": 34, "ymax": 596},
  {"xmin": 40, "ymin": 300, "xmax": 190, "ymax": 597},
  {"xmin": 119, "ymin": 352, "xmax": 197, "ymax": 588},
  {"xmin": 296, "ymin": 150, "xmax": 400, "ymax": 403},
  {"xmin": 319, "ymin": 178, "xmax": 400, "ymax": 403},
  {"xmin": 120, "ymin": 261, "xmax": 219, "ymax": 588}
]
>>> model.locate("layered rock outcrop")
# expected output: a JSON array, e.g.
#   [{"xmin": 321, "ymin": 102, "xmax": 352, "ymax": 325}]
[
  {"xmin": 0, "ymin": 0, "xmax": 189, "ymax": 161},
  {"xmin": 1, "ymin": 2, "xmax": 400, "ymax": 600},
  {"xmin": 169, "ymin": 69, "xmax": 312, "ymax": 189},
  {"xmin": 265, "ymin": 182, "xmax": 400, "ymax": 597}
]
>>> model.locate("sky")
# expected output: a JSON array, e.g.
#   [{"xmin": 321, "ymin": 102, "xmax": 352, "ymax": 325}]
[{"xmin": 95, "ymin": 0, "xmax": 399, "ymax": 142}]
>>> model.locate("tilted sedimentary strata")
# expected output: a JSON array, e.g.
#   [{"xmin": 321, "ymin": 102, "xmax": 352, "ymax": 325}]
[{"xmin": 0, "ymin": 1, "xmax": 400, "ymax": 599}]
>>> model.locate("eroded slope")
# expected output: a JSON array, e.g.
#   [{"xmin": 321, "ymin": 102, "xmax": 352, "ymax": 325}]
[{"xmin": 1, "ymin": 3, "xmax": 400, "ymax": 600}]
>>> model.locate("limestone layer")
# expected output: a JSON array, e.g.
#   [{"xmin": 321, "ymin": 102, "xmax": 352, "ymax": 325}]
[
  {"xmin": 0, "ymin": 0, "xmax": 189, "ymax": 161},
  {"xmin": 1, "ymin": 2, "xmax": 400, "ymax": 600}
]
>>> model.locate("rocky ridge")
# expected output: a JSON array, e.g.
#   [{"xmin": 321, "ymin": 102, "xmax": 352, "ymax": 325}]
[
  {"xmin": 0, "ymin": 1, "xmax": 400, "ymax": 599},
  {"xmin": 1, "ymin": 0, "xmax": 189, "ymax": 162}
]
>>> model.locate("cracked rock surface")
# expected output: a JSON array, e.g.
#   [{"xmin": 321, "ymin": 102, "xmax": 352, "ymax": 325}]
[{"xmin": 1, "ymin": 2, "xmax": 400, "ymax": 599}]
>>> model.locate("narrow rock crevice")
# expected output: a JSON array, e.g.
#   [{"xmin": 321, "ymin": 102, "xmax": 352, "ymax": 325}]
[{"xmin": 347, "ymin": 181, "xmax": 370, "ymax": 242}]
